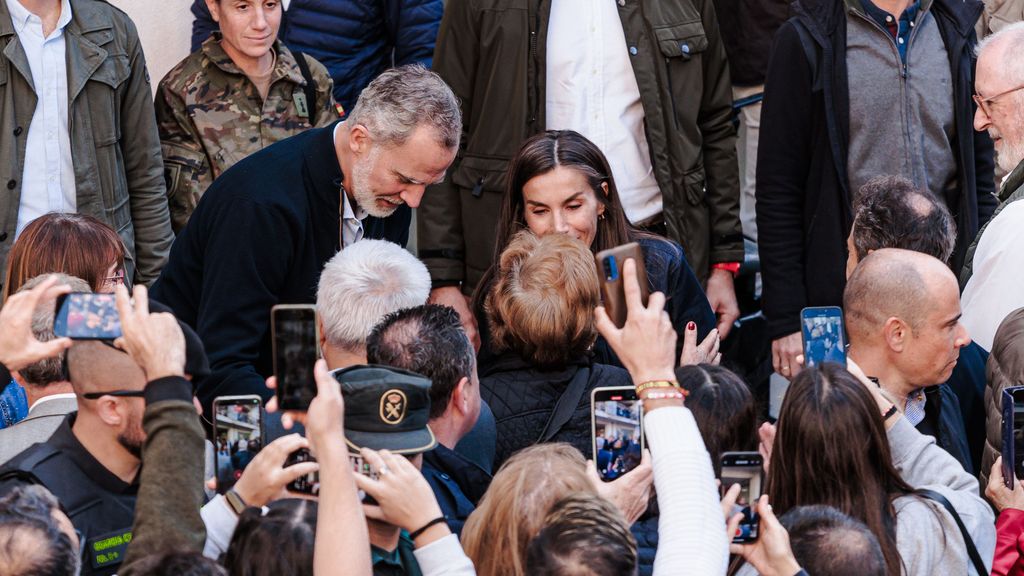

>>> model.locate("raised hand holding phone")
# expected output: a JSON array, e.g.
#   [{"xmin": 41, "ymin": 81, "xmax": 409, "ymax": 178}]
[
  {"xmin": 114, "ymin": 284, "xmax": 185, "ymax": 380},
  {"xmin": 0, "ymin": 275, "xmax": 72, "ymax": 371},
  {"xmin": 727, "ymin": 496, "xmax": 802, "ymax": 576},
  {"xmin": 594, "ymin": 258, "xmax": 676, "ymax": 386}
]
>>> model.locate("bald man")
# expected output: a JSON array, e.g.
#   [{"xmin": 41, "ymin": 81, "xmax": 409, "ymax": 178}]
[
  {"xmin": 845, "ymin": 249, "xmax": 974, "ymax": 472},
  {"xmin": 0, "ymin": 343, "xmax": 152, "ymax": 575},
  {"xmin": 962, "ymin": 22, "xmax": 1024, "ymax": 351}
]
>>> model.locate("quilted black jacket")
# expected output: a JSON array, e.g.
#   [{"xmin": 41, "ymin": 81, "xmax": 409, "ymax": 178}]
[{"xmin": 479, "ymin": 352, "xmax": 631, "ymax": 471}]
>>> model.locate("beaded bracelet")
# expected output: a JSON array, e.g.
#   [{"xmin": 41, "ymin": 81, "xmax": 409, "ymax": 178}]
[
  {"xmin": 641, "ymin": 390, "xmax": 686, "ymax": 401},
  {"xmin": 636, "ymin": 380, "xmax": 681, "ymax": 394}
]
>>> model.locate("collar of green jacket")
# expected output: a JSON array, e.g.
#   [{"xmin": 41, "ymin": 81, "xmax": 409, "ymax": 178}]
[
  {"xmin": 0, "ymin": 0, "xmax": 112, "ymax": 38},
  {"xmin": 201, "ymin": 32, "xmax": 306, "ymax": 87},
  {"xmin": 1000, "ymin": 158, "xmax": 1024, "ymax": 202}
]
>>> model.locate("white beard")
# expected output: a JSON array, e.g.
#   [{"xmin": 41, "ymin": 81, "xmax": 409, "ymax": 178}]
[{"xmin": 350, "ymin": 148, "xmax": 398, "ymax": 218}]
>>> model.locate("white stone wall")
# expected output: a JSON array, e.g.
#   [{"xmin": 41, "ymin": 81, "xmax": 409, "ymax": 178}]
[{"xmin": 109, "ymin": 0, "xmax": 195, "ymax": 94}]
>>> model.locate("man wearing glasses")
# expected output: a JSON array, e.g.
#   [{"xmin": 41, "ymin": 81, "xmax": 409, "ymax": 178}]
[
  {"xmin": 756, "ymin": 0, "xmax": 998, "ymax": 380},
  {"xmin": 961, "ymin": 23, "xmax": 1024, "ymax": 352}
]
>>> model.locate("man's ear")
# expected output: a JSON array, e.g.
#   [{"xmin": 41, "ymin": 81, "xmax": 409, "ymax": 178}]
[
  {"xmin": 349, "ymin": 123, "xmax": 371, "ymax": 155},
  {"xmin": 452, "ymin": 376, "xmax": 470, "ymax": 415},
  {"xmin": 883, "ymin": 317, "xmax": 909, "ymax": 353},
  {"xmin": 95, "ymin": 397, "xmax": 127, "ymax": 428},
  {"xmin": 317, "ymin": 315, "xmax": 327, "ymax": 352}
]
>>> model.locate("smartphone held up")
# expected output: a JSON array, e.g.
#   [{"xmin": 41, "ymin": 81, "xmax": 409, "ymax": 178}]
[
  {"xmin": 1002, "ymin": 386, "xmax": 1024, "ymax": 489},
  {"xmin": 53, "ymin": 293, "xmax": 122, "ymax": 340},
  {"xmin": 595, "ymin": 243, "xmax": 650, "ymax": 329},
  {"xmin": 272, "ymin": 304, "xmax": 320, "ymax": 411},
  {"xmin": 213, "ymin": 395, "xmax": 264, "ymax": 494},
  {"xmin": 591, "ymin": 386, "xmax": 644, "ymax": 482},
  {"xmin": 721, "ymin": 451, "xmax": 764, "ymax": 543},
  {"xmin": 800, "ymin": 306, "xmax": 846, "ymax": 368}
]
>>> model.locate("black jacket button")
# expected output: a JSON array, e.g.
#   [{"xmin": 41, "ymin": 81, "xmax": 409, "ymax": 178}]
[{"xmin": 6, "ymin": 180, "xmax": 15, "ymax": 190}]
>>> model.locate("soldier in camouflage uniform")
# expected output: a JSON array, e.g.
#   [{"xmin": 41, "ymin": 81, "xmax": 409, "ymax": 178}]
[{"xmin": 156, "ymin": 31, "xmax": 338, "ymax": 232}]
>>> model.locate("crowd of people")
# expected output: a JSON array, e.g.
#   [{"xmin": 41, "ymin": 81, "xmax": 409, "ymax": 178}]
[{"xmin": 0, "ymin": 0, "xmax": 1023, "ymax": 574}]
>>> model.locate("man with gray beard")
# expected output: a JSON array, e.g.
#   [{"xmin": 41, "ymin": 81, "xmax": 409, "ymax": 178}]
[
  {"xmin": 961, "ymin": 22, "xmax": 1024, "ymax": 351},
  {"xmin": 150, "ymin": 65, "xmax": 462, "ymax": 409}
]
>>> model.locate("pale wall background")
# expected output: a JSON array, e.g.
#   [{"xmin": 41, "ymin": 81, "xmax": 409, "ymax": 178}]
[{"xmin": 110, "ymin": 0, "xmax": 195, "ymax": 93}]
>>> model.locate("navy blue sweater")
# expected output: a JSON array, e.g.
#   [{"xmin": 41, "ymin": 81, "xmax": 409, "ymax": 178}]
[{"xmin": 151, "ymin": 124, "xmax": 411, "ymax": 408}]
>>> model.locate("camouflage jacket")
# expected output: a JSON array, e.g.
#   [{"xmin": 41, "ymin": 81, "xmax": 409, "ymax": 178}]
[{"xmin": 155, "ymin": 34, "xmax": 337, "ymax": 232}]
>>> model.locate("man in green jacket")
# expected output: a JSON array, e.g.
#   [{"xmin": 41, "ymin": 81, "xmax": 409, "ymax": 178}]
[
  {"xmin": 0, "ymin": 0, "xmax": 174, "ymax": 288},
  {"xmin": 417, "ymin": 0, "xmax": 744, "ymax": 346}
]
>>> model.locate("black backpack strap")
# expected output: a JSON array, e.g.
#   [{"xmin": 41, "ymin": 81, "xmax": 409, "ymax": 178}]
[
  {"xmin": 537, "ymin": 367, "xmax": 591, "ymax": 444},
  {"xmin": 292, "ymin": 51, "xmax": 318, "ymax": 124},
  {"xmin": 916, "ymin": 488, "xmax": 989, "ymax": 575}
]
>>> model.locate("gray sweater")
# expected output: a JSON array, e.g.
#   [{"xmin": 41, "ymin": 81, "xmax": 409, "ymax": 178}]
[
  {"xmin": 888, "ymin": 417, "xmax": 995, "ymax": 575},
  {"xmin": 738, "ymin": 417, "xmax": 994, "ymax": 576}
]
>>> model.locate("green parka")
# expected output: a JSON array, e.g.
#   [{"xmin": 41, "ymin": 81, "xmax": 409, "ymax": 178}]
[
  {"xmin": 0, "ymin": 0, "xmax": 174, "ymax": 287},
  {"xmin": 417, "ymin": 0, "xmax": 743, "ymax": 291}
]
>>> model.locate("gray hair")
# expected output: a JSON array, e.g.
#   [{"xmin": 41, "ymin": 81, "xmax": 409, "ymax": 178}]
[
  {"xmin": 17, "ymin": 274, "xmax": 91, "ymax": 388},
  {"xmin": 316, "ymin": 240, "xmax": 431, "ymax": 351},
  {"xmin": 976, "ymin": 22, "xmax": 1024, "ymax": 85},
  {"xmin": 345, "ymin": 64, "xmax": 462, "ymax": 149}
]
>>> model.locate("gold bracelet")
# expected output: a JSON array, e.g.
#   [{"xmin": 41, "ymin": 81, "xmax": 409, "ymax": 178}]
[{"xmin": 636, "ymin": 380, "xmax": 681, "ymax": 394}]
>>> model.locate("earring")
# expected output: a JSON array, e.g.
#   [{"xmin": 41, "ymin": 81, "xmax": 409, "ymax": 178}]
[{"xmin": 599, "ymin": 213, "xmax": 606, "ymax": 221}]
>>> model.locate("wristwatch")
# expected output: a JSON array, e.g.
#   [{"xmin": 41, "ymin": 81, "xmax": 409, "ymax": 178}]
[{"xmin": 225, "ymin": 488, "xmax": 248, "ymax": 516}]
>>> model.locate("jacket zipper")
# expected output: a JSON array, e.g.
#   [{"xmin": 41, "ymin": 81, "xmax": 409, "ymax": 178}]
[{"xmin": 854, "ymin": 12, "xmax": 918, "ymax": 180}]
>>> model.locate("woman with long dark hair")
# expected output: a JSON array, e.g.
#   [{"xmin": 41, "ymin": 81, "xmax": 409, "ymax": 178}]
[
  {"xmin": 754, "ymin": 363, "xmax": 994, "ymax": 575},
  {"xmin": 473, "ymin": 130, "xmax": 716, "ymax": 366}
]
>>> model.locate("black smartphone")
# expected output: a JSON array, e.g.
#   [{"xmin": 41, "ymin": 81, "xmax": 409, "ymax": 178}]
[
  {"xmin": 1002, "ymin": 386, "xmax": 1024, "ymax": 489},
  {"xmin": 213, "ymin": 395, "xmax": 263, "ymax": 494},
  {"xmin": 595, "ymin": 243, "xmax": 650, "ymax": 329},
  {"xmin": 53, "ymin": 293, "xmax": 122, "ymax": 340},
  {"xmin": 800, "ymin": 306, "xmax": 846, "ymax": 368},
  {"xmin": 591, "ymin": 386, "xmax": 644, "ymax": 482},
  {"xmin": 272, "ymin": 305, "xmax": 319, "ymax": 411},
  {"xmin": 721, "ymin": 451, "xmax": 764, "ymax": 543},
  {"xmin": 285, "ymin": 448, "xmax": 320, "ymax": 496}
]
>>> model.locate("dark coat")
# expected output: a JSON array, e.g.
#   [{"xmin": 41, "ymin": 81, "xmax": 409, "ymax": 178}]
[
  {"xmin": 150, "ymin": 124, "xmax": 411, "ymax": 409},
  {"xmin": 190, "ymin": 0, "xmax": 443, "ymax": 112},
  {"xmin": 755, "ymin": 0, "xmax": 997, "ymax": 339},
  {"xmin": 713, "ymin": 0, "xmax": 792, "ymax": 86},
  {"xmin": 920, "ymin": 384, "xmax": 974, "ymax": 474},
  {"xmin": 944, "ymin": 341, "xmax": 988, "ymax": 474},
  {"xmin": 418, "ymin": 0, "xmax": 743, "ymax": 293},
  {"xmin": 421, "ymin": 443, "xmax": 492, "ymax": 537},
  {"xmin": 480, "ymin": 353, "xmax": 632, "ymax": 470}
]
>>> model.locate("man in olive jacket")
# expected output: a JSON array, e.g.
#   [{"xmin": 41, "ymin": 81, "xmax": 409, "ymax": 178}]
[
  {"xmin": 418, "ymin": 0, "xmax": 744, "ymax": 346},
  {"xmin": 0, "ymin": 0, "xmax": 173, "ymax": 287}
]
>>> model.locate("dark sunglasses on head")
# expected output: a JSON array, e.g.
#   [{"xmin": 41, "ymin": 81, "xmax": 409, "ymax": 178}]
[{"xmin": 81, "ymin": 390, "xmax": 146, "ymax": 400}]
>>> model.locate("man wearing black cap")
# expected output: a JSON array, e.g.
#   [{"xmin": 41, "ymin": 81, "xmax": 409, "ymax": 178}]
[
  {"xmin": 335, "ymin": 364, "xmax": 437, "ymax": 576},
  {"xmin": 0, "ymin": 300, "xmax": 210, "ymax": 576}
]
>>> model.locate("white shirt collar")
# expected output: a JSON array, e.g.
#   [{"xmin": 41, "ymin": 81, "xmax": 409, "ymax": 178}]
[
  {"xmin": 29, "ymin": 392, "xmax": 76, "ymax": 412},
  {"xmin": 5, "ymin": 0, "xmax": 73, "ymax": 36}
]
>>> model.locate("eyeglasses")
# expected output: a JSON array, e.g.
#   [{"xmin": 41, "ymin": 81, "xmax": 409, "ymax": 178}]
[
  {"xmin": 101, "ymin": 271, "xmax": 125, "ymax": 290},
  {"xmin": 974, "ymin": 83, "xmax": 1024, "ymax": 117},
  {"xmin": 81, "ymin": 390, "xmax": 146, "ymax": 400}
]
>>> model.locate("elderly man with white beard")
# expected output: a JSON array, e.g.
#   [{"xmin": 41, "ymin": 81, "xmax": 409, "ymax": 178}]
[{"xmin": 960, "ymin": 22, "xmax": 1024, "ymax": 352}]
